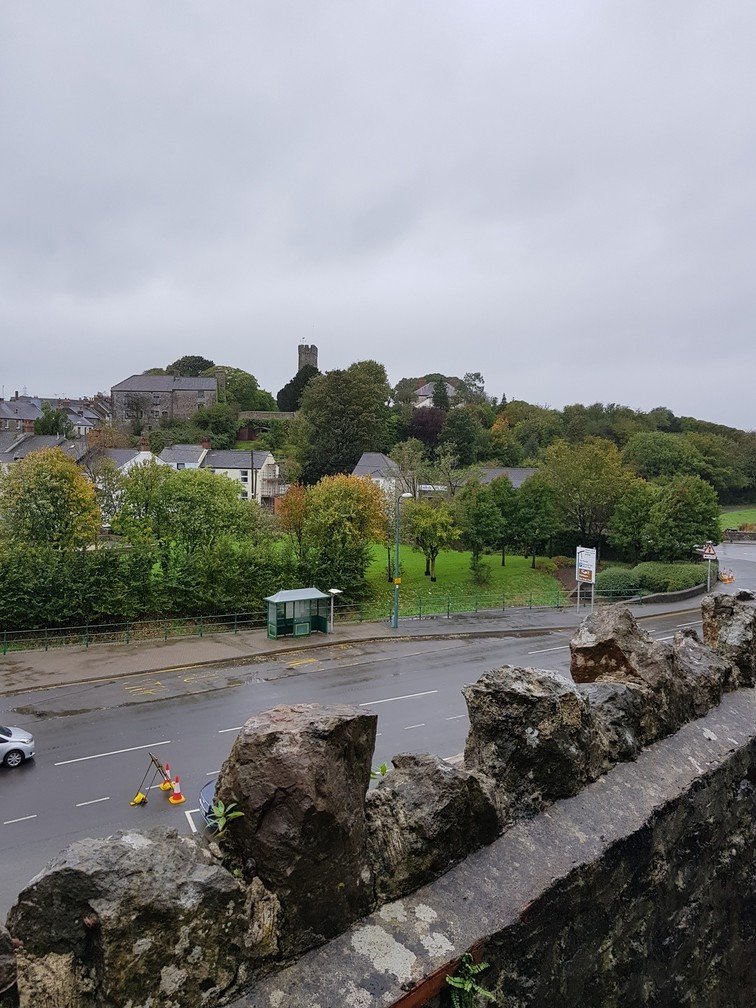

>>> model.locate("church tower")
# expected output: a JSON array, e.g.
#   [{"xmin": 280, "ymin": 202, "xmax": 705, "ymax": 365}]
[{"xmin": 298, "ymin": 343, "xmax": 318, "ymax": 372}]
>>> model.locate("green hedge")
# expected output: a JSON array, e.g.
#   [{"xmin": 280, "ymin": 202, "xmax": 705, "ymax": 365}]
[
  {"xmin": 632, "ymin": 562, "xmax": 707, "ymax": 593},
  {"xmin": 595, "ymin": 568, "xmax": 641, "ymax": 597}
]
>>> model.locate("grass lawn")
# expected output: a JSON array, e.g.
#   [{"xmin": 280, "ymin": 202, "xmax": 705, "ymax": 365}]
[
  {"xmin": 361, "ymin": 543, "xmax": 565, "ymax": 619},
  {"xmin": 719, "ymin": 504, "xmax": 756, "ymax": 530}
]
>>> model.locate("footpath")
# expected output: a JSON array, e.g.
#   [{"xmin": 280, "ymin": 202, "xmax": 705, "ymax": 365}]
[{"xmin": 0, "ymin": 596, "xmax": 706, "ymax": 697}]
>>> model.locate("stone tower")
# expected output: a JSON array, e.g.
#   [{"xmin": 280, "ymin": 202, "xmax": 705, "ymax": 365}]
[{"xmin": 298, "ymin": 343, "xmax": 318, "ymax": 372}]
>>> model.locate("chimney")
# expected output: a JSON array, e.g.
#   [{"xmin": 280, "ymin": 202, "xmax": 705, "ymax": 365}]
[{"xmin": 201, "ymin": 436, "xmax": 211, "ymax": 450}]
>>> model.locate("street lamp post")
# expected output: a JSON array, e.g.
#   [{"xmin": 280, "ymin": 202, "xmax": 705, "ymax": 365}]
[
  {"xmin": 391, "ymin": 492, "xmax": 412, "ymax": 629},
  {"xmin": 327, "ymin": 588, "xmax": 342, "ymax": 631}
]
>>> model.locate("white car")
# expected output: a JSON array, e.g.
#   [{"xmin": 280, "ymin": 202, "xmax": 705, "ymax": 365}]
[{"xmin": 0, "ymin": 725, "xmax": 35, "ymax": 768}]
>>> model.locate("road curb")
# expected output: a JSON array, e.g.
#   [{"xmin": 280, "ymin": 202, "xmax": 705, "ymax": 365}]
[{"xmin": 0, "ymin": 606, "xmax": 701, "ymax": 697}]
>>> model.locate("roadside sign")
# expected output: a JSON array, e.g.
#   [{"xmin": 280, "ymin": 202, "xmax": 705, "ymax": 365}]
[
  {"xmin": 575, "ymin": 546, "xmax": 596, "ymax": 585},
  {"xmin": 394, "ymin": 577, "xmax": 402, "ymax": 585},
  {"xmin": 701, "ymin": 543, "xmax": 717, "ymax": 560}
]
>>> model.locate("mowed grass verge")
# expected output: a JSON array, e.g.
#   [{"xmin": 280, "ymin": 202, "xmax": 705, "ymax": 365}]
[
  {"xmin": 720, "ymin": 505, "xmax": 756, "ymax": 531},
  {"xmin": 361, "ymin": 543, "xmax": 565, "ymax": 620}
]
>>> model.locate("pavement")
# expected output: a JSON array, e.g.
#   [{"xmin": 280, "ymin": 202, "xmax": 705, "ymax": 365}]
[{"xmin": 0, "ymin": 594, "xmax": 724, "ymax": 697}]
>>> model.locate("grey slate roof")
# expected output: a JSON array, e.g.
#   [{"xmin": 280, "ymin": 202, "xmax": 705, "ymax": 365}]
[
  {"xmin": 0, "ymin": 435, "xmax": 87, "ymax": 464},
  {"xmin": 160, "ymin": 445, "xmax": 206, "ymax": 465},
  {"xmin": 478, "ymin": 467, "xmax": 537, "ymax": 488},
  {"xmin": 111, "ymin": 375, "xmax": 217, "ymax": 392},
  {"xmin": 103, "ymin": 449, "xmax": 140, "ymax": 467},
  {"xmin": 0, "ymin": 399, "xmax": 41, "ymax": 421},
  {"xmin": 264, "ymin": 588, "xmax": 330, "ymax": 603},
  {"xmin": 415, "ymin": 381, "xmax": 457, "ymax": 399},
  {"xmin": 201, "ymin": 449, "xmax": 269, "ymax": 470},
  {"xmin": 352, "ymin": 452, "xmax": 399, "ymax": 478}
]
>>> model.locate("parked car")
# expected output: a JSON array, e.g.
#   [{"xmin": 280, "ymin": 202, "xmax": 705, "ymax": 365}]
[
  {"xmin": 199, "ymin": 779, "xmax": 216, "ymax": 828},
  {"xmin": 0, "ymin": 725, "xmax": 35, "ymax": 768}
]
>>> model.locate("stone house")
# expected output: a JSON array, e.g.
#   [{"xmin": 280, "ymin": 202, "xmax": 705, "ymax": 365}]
[
  {"xmin": 158, "ymin": 443, "xmax": 282, "ymax": 506},
  {"xmin": 111, "ymin": 375, "xmax": 218, "ymax": 430}
]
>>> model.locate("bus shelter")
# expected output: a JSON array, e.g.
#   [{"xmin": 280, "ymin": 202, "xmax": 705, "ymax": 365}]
[{"xmin": 264, "ymin": 587, "xmax": 331, "ymax": 639}]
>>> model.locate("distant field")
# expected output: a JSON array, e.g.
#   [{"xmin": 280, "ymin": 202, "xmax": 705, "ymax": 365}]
[
  {"xmin": 361, "ymin": 543, "xmax": 564, "ymax": 619},
  {"xmin": 719, "ymin": 505, "xmax": 756, "ymax": 530}
]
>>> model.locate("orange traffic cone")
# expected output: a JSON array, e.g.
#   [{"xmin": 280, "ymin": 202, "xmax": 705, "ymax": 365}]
[
  {"xmin": 168, "ymin": 776, "xmax": 186, "ymax": 805},
  {"xmin": 159, "ymin": 763, "xmax": 173, "ymax": 792}
]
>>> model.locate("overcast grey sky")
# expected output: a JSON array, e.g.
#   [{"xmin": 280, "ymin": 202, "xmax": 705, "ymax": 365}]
[{"xmin": 2, "ymin": 1, "xmax": 754, "ymax": 429}]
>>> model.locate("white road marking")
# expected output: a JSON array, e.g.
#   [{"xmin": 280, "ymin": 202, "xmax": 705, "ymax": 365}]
[
  {"xmin": 676, "ymin": 621, "xmax": 701, "ymax": 628},
  {"xmin": 359, "ymin": 690, "xmax": 438, "ymax": 707},
  {"xmin": 527, "ymin": 645, "xmax": 569, "ymax": 655},
  {"xmin": 184, "ymin": 808, "xmax": 200, "ymax": 834},
  {"xmin": 657, "ymin": 635, "xmax": 674, "ymax": 641},
  {"xmin": 445, "ymin": 714, "xmax": 466, "ymax": 721},
  {"xmin": 55, "ymin": 740, "xmax": 171, "ymax": 766},
  {"xmin": 206, "ymin": 770, "xmax": 219, "ymax": 776},
  {"xmin": 75, "ymin": 797, "xmax": 110, "ymax": 807},
  {"xmin": 218, "ymin": 726, "xmax": 242, "ymax": 734},
  {"xmin": 404, "ymin": 723, "xmax": 426, "ymax": 730},
  {"xmin": 3, "ymin": 814, "xmax": 37, "ymax": 825}
]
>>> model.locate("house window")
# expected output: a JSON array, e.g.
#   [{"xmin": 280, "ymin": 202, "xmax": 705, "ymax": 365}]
[
  {"xmin": 240, "ymin": 470, "xmax": 249, "ymax": 482},
  {"xmin": 177, "ymin": 463, "xmax": 185, "ymax": 471}
]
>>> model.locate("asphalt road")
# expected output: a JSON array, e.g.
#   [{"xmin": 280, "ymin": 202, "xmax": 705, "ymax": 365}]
[{"xmin": 0, "ymin": 607, "xmax": 705, "ymax": 919}]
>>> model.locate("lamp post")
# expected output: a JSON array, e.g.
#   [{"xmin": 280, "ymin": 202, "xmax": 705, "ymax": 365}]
[
  {"xmin": 327, "ymin": 588, "xmax": 342, "ymax": 632},
  {"xmin": 391, "ymin": 492, "xmax": 412, "ymax": 629}
]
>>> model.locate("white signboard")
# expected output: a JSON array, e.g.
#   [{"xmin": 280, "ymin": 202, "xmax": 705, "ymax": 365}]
[
  {"xmin": 575, "ymin": 546, "xmax": 597, "ymax": 584},
  {"xmin": 701, "ymin": 543, "xmax": 717, "ymax": 561}
]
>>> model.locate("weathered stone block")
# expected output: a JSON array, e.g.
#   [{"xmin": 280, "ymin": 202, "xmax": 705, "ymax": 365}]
[
  {"xmin": 578, "ymin": 681, "xmax": 647, "ymax": 766},
  {"xmin": 6, "ymin": 828, "xmax": 266, "ymax": 1008},
  {"xmin": 215, "ymin": 703, "xmax": 377, "ymax": 956},
  {"xmin": 0, "ymin": 927, "xmax": 18, "ymax": 1008},
  {"xmin": 702, "ymin": 590, "xmax": 756, "ymax": 686},
  {"xmin": 366, "ymin": 753, "xmax": 499, "ymax": 902},
  {"xmin": 463, "ymin": 666, "xmax": 599, "ymax": 823}
]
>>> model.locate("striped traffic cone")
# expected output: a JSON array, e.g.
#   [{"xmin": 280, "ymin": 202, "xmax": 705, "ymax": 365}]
[
  {"xmin": 168, "ymin": 776, "xmax": 186, "ymax": 805},
  {"xmin": 159, "ymin": 763, "xmax": 174, "ymax": 792}
]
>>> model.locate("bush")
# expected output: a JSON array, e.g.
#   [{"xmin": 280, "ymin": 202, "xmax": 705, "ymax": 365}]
[
  {"xmin": 549, "ymin": 555, "xmax": 574, "ymax": 569},
  {"xmin": 595, "ymin": 568, "xmax": 641, "ymax": 598},
  {"xmin": 535, "ymin": 558, "xmax": 557, "ymax": 574},
  {"xmin": 632, "ymin": 562, "xmax": 707, "ymax": 594}
]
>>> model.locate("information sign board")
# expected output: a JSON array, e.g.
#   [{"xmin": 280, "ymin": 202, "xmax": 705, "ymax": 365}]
[{"xmin": 575, "ymin": 546, "xmax": 597, "ymax": 585}]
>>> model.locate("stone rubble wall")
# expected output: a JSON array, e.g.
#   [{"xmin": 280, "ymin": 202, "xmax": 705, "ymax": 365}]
[{"xmin": 3, "ymin": 594, "xmax": 755, "ymax": 1007}]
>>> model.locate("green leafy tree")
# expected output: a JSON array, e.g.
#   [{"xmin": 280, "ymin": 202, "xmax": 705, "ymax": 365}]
[
  {"xmin": 113, "ymin": 460, "xmax": 173, "ymax": 542},
  {"xmin": 454, "ymin": 483, "xmax": 503, "ymax": 574},
  {"xmin": 203, "ymin": 365, "xmax": 276, "ymax": 411},
  {"xmin": 166, "ymin": 355, "xmax": 214, "ymax": 376},
  {"xmin": 623, "ymin": 432, "xmax": 704, "ymax": 480},
  {"xmin": 90, "ymin": 458, "xmax": 125, "ymax": 529},
  {"xmin": 299, "ymin": 360, "xmax": 392, "ymax": 483},
  {"xmin": 607, "ymin": 479, "xmax": 657, "ymax": 562},
  {"xmin": 457, "ymin": 371, "xmax": 488, "ymax": 405},
  {"xmin": 276, "ymin": 363, "xmax": 320, "ymax": 411},
  {"xmin": 157, "ymin": 469, "xmax": 252, "ymax": 553},
  {"xmin": 403, "ymin": 500, "xmax": 459, "ymax": 581},
  {"xmin": 0, "ymin": 448, "xmax": 101, "ymax": 549},
  {"xmin": 513, "ymin": 478, "xmax": 561, "ymax": 567},
  {"xmin": 193, "ymin": 403, "xmax": 241, "ymax": 449},
  {"xmin": 390, "ymin": 438, "xmax": 427, "ymax": 498},
  {"xmin": 440, "ymin": 407, "xmax": 481, "ymax": 466},
  {"xmin": 648, "ymin": 475, "xmax": 720, "ymax": 561},
  {"xmin": 432, "ymin": 377, "xmax": 450, "ymax": 411},
  {"xmin": 34, "ymin": 402, "xmax": 73, "ymax": 437},
  {"xmin": 487, "ymin": 474, "xmax": 518, "ymax": 564},
  {"xmin": 538, "ymin": 438, "xmax": 633, "ymax": 546}
]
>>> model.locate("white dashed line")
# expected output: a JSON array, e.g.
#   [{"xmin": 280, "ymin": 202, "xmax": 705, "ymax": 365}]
[
  {"xmin": 75, "ymin": 797, "xmax": 110, "ymax": 808},
  {"xmin": 404, "ymin": 723, "xmax": 426, "ymax": 730},
  {"xmin": 3, "ymin": 815, "xmax": 37, "ymax": 825},
  {"xmin": 359, "ymin": 690, "xmax": 438, "ymax": 707},
  {"xmin": 527, "ymin": 645, "xmax": 569, "ymax": 655},
  {"xmin": 55, "ymin": 741, "xmax": 171, "ymax": 766},
  {"xmin": 445, "ymin": 714, "xmax": 466, "ymax": 721},
  {"xmin": 218, "ymin": 726, "xmax": 242, "ymax": 734},
  {"xmin": 206, "ymin": 770, "xmax": 219, "ymax": 776}
]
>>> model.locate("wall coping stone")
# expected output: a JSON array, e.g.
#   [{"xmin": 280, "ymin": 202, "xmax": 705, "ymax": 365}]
[{"xmin": 232, "ymin": 687, "xmax": 756, "ymax": 1008}]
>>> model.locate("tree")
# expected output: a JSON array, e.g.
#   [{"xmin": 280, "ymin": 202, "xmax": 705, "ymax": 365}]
[
  {"xmin": 403, "ymin": 500, "xmax": 459, "ymax": 581},
  {"xmin": 193, "ymin": 403, "xmax": 240, "ymax": 449},
  {"xmin": 487, "ymin": 475, "xmax": 518, "ymax": 565},
  {"xmin": 648, "ymin": 475, "xmax": 720, "ymax": 561},
  {"xmin": 302, "ymin": 474, "xmax": 388, "ymax": 595},
  {"xmin": 276, "ymin": 364, "xmax": 320, "ymax": 411},
  {"xmin": 156, "ymin": 468, "xmax": 251, "ymax": 552},
  {"xmin": 34, "ymin": 403, "xmax": 73, "ymax": 437},
  {"xmin": 513, "ymin": 479, "xmax": 561, "ymax": 567},
  {"xmin": 90, "ymin": 458, "xmax": 125, "ymax": 529},
  {"xmin": 299, "ymin": 360, "xmax": 392, "ymax": 484},
  {"xmin": 0, "ymin": 448, "xmax": 101, "ymax": 549},
  {"xmin": 623, "ymin": 432, "xmax": 704, "ymax": 481},
  {"xmin": 166, "ymin": 355, "xmax": 215, "ymax": 377},
  {"xmin": 408, "ymin": 407, "xmax": 445, "ymax": 450},
  {"xmin": 538, "ymin": 438, "xmax": 633, "ymax": 546},
  {"xmin": 454, "ymin": 483, "xmax": 503, "ymax": 574},
  {"xmin": 114, "ymin": 461, "xmax": 173, "ymax": 542},
  {"xmin": 432, "ymin": 378, "xmax": 450, "ymax": 411},
  {"xmin": 277, "ymin": 484, "xmax": 309, "ymax": 561},
  {"xmin": 390, "ymin": 439, "xmax": 427, "ymax": 498},
  {"xmin": 439, "ymin": 407, "xmax": 481, "ymax": 466},
  {"xmin": 457, "ymin": 371, "xmax": 487, "ymax": 405},
  {"xmin": 607, "ymin": 479, "xmax": 657, "ymax": 562},
  {"xmin": 203, "ymin": 366, "xmax": 276, "ymax": 411}
]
